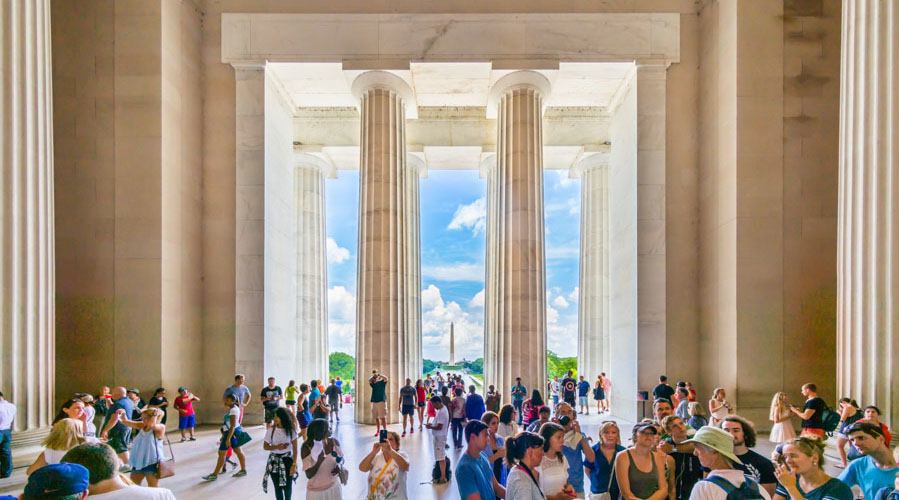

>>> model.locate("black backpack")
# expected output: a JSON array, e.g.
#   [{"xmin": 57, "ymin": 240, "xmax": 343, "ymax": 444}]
[
  {"xmin": 703, "ymin": 476, "xmax": 766, "ymax": 500},
  {"xmin": 432, "ymin": 457, "xmax": 452, "ymax": 482},
  {"xmin": 821, "ymin": 406, "xmax": 842, "ymax": 435}
]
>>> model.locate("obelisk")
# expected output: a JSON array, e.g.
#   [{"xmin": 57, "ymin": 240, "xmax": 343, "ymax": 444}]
[{"xmin": 450, "ymin": 322, "xmax": 455, "ymax": 365}]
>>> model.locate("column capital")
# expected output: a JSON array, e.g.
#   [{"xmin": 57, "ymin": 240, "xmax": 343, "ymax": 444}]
[
  {"xmin": 479, "ymin": 153, "xmax": 497, "ymax": 179},
  {"xmin": 571, "ymin": 152, "xmax": 611, "ymax": 178},
  {"xmin": 294, "ymin": 152, "xmax": 336, "ymax": 178},
  {"xmin": 351, "ymin": 70, "xmax": 417, "ymax": 119},
  {"xmin": 487, "ymin": 70, "xmax": 552, "ymax": 118},
  {"xmin": 230, "ymin": 60, "xmax": 267, "ymax": 71},
  {"xmin": 408, "ymin": 153, "xmax": 428, "ymax": 179}
]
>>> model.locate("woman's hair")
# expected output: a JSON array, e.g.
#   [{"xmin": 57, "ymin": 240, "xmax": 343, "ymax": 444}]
[
  {"xmin": 415, "ymin": 379, "xmax": 423, "ymax": 388},
  {"xmin": 299, "ymin": 383, "xmax": 309, "ymax": 392},
  {"xmin": 539, "ymin": 422, "xmax": 565, "ymax": 459},
  {"xmin": 865, "ymin": 405, "xmax": 882, "ymax": 416},
  {"xmin": 769, "ymin": 392, "xmax": 787, "ymax": 421},
  {"xmin": 274, "ymin": 407, "xmax": 297, "ymax": 438},
  {"xmin": 53, "ymin": 398, "xmax": 84, "ymax": 425},
  {"xmin": 771, "ymin": 443, "xmax": 786, "ymax": 467},
  {"xmin": 688, "ymin": 401, "xmax": 705, "ymax": 417},
  {"xmin": 505, "ymin": 431, "xmax": 544, "ymax": 468},
  {"xmin": 153, "ymin": 388, "xmax": 165, "ymax": 397},
  {"xmin": 288, "ymin": 380, "xmax": 295, "ymax": 387},
  {"xmin": 530, "ymin": 389, "xmax": 544, "ymax": 407},
  {"xmin": 499, "ymin": 405, "xmax": 515, "ymax": 425},
  {"xmin": 140, "ymin": 407, "xmax": 163, "ymax": 425},
  {"xmin": 224, "ymin": 394, "xmax": 238, "ymax": 405},
  {"xmin": 386, "ymin": 431, "xmax": 401, "ymax": 450},
  {"xmin": 304, "ymin": 418, "xmax": 330, "ymax": 448},
  {"xmin": 42, "ymin": 418, "xmax": 85, "ymax": 451},
  {"xmin": 785, "ymin": 436, "xmax": 826, "ymax": 469},
  {"xmin": 598, "ymin": 421, "xmax": 621, "ymax": 445},
  {"xmin": 712, "ymin": 387, "xmax": 725, "ymax": 399},
  {"xmin": 838, "ymin": 397, "xmax": 860, "ymax": 408},
  {"xmin": 481, "ymin": 411, "xmax": 499, "ymax": 426}
]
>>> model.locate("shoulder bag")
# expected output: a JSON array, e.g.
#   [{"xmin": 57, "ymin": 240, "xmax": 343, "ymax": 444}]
[{"xmin": 154, "ymin": 432, "xmax": 176, "ymax": 479}]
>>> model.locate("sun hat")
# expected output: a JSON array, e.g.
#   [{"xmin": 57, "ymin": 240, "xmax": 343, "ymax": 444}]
[
  {"xmin": 23, "ymin": 463, "xmax": 89, "ymax": 499},
  {"xmin": 683, "ymin": 426, "xmax": 743, "ymax": 465}
]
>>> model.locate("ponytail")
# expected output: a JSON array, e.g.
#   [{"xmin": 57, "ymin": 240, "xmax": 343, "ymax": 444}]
[{"xmin": 505, "ymin": 431, "xmax": 544, "ymax": 469}]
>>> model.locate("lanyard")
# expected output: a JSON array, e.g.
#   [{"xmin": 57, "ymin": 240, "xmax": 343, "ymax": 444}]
[{"xmin": 516, "ymin": 464, "xmax": 545, "ymax": 499}]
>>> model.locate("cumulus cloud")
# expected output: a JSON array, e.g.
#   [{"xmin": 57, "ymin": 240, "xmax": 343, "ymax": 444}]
[
  {"xmin": 546, "ymin": 304, "xmax": 559, "ymax": 324},
  {"xmin": 421, "ymin": 284, "xmax": 484, "ymax": 361},
  {"xmin": 469, "ymin": 289, "xmax": 485, "ymax": 308},
  {"xmin": 555, "ymin": 169, "xmax": 576, "ymax": 189},
  {"xmin": 552, "ymin": 296, "xmax": 569, "ymax": 309},
  {"xmin": 327, "ymin": 285, "xmax": 356, "ymax": 356},
  {"xmin": 326, "ymin": 238, "xmax": 350, "ymax": 264},
  {"xmin": 568, "ymin": 287, "xmax": 580, "ymax": 302},
  {"xmin": 447, "ymin": 197, "xmax": 487, "ymax": 235},
  {"xmin": 327, "ymin": 286, "xmax": 356, "ymax": 321},
  {"xmin": 546, "ymin": 246, "xmax": 579, "ymax": 260},
  {"xmin": 328, "ymin": 322, "xmax": 356, "ymax": 356},
  {"xmin": 422, "ymin": 262, "xmax": 484, "ymax": 282}
]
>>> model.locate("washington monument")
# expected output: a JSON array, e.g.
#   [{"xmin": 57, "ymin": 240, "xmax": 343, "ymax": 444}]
[{"xmin": 449, "ymin": 322, "xmax": 455, "ymax": 365}]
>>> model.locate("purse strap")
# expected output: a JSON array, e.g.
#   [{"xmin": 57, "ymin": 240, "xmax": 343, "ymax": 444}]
[{"xmin": 369, "ymin": 457, "xmax": 393, "ymax": 497}]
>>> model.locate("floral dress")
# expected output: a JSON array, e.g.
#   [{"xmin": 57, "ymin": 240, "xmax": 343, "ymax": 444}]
[{"xmin": 366, "ymin": 450, "xmax": 409, "ymax": 499}]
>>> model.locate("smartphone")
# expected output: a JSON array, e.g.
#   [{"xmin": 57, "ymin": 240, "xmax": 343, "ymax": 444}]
[{"xmin": 379, "ymin": 429, "xmax": 388, "ymax": 443}]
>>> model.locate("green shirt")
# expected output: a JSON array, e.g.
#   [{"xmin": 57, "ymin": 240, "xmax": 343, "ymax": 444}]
[{"xmin": 370, "ymin": 379, "xmax": 388, "ymax": 403}]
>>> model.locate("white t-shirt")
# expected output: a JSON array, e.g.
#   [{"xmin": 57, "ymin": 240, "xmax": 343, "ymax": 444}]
[
  {"xmin": 221, "ymin": 405, "xmax": 241, "ymax": 431},
  {"xmin": 367, "ymin": 450, "xmax": 409, "ymax": 500},
  {"xmin": 538, "ymin": 453, "xmax": 570, "ymax": 496},
  {"xmin": 551, "ymin": 381, "xmax": 561, "ymax": 395},
  {"xmin": 43, "ymin": 448, "xmax": 68, "ymax": 465},
  {"xmin": 689, "ymin": 469, "xmax": 772, "ymax": 500},
  {"xmin": 83, "ymin": 405, "xmax": 97, "ymax": 435},
  {"xmin": 88, "ymin": 485, "xmax": 176, "ymax": 499},
  {"xmin": 432, "ymin": 406, "xmax": 449, "ymax": 438},
  {"xmin": 497, "ymin": 422, "xmax": 519, "ymax": 439},
  {"xmin": 264, "ymin": 427, "xmax": 297, "ymax": 455},
  {"xmin": 0, "ymin": 400, "xmax": 16, "ymax": 430}
]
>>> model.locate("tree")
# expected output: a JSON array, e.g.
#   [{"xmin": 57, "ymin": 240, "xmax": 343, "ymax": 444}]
[
  {"xmin": 546, "ymin": 350, "xmax": 577, "ymax": 379},
  {"xmin": 423, "ymin": 358, "xmax": 441, "ymax": 374},
  {"xmin": 329, "ymin": 352, "xmax": 355, "ymax": 381}
]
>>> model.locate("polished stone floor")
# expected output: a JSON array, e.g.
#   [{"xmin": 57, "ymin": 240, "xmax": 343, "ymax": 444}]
[{"xmin": 0, "ymin": 403, "xmax": 834, "ymax": 499}]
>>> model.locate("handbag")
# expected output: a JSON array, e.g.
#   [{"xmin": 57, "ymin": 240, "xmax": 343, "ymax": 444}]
[
  {"xmin": 594, "ymin": 457, "xmax": 616, "ymax": 500},
  {"xmin": 153, "ymin": 434, "xmax": 175, "ymax": 479},
  {"xmin": 231, "ymin": 428, "xmax": 252, "ymax": 448}
]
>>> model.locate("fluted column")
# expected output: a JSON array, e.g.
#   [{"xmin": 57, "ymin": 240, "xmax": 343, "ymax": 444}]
[
  {"xmin": 0, "ymin": 0, "xmax": 55, "ymax": 443},
  {"xmin": 295, "ymin": 154, "xmax": 331, "ymax": 387},
  {"xmin": 484, "ymin": 71, "xmax": 550, "ymax": 401},
  {"xmin": 404, "ymin": 155, "xmax": 425, "ymax": 382},
  {"xmin": 837, "ymin": 0, "xmax": 899, "ymax": 427},
  {"xmin": 353, "ymin": 72, "xmax": 418, "ymax": 424},
  {"xmin": 575, "ymin": 154, "xmax": 611, "ymax": 382}
]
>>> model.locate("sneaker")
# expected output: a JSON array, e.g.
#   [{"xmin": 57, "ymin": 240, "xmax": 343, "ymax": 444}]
[
  {"xmin": 118, "ymin": 465, "xmax": 132, "ymax": 474},
  {"xmin": 233, "ymin": 470, "xmax": 248, "ymax": 477},
  {"xmin": 180, "ymin": 437, "xmax": 187, "ymax": 442},
  {"xmin": 402, "ymin": 431, "xmax": 406, "ymax": 437},
  {"xmin": 410, "ymin": 428, "xmax": 413, "ymax": 434},
  {"xmin": 375, "ymin": 432, "xmax": 380, "ymax": 436},
  {"xmin": 202, "ymin": 474, "xmax": 218, "ymax": 481},
  {"xmin": 189, "ymin": 437, "xmax": 197, "ymax": 441}
]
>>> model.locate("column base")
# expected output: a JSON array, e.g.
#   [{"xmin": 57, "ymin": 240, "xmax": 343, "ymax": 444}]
[{"xmin": 11, "ymin": 427, "xmax": 51, "ymax": 469}]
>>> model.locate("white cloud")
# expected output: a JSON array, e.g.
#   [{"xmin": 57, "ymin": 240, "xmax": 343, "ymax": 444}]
[
  {"xmin": 447, "ymin": 197, "xmax": 487, "ymax": 235},
  {"xmin": 326, "ymin": 238, "xmax": 350, "ymax": 264},
  {"xmin": 327, "ymin": 286, "xmax": 356, "ymax": 321},
  {"xmin": 421, "ymin": 284, "xmax": 484, "ymax": 362},
  {"xmin": 546, "ymin": 246, "xmax": 579, "ymax": 260},
  {"xmin": 469, "ymin": 289, "xmax": 485, "ymax": 308},
  {"xmin": 546, "ymin": 304, "xmax": 559, "ymax": 324},
  {"xmin": 552, "ymin": 296, "xmax": 569, "ymax": 309},
  {"xmin": 555, "ymin": 169, "xmax": 575, "ymax": 189},
  {"xmin": 568, "ymin": 287, "xmax": 580, "ymax": 302},
  {"xmin": 327, "ymin": 285, "xmax": 357, "ymax": 356},
  {"xmin": 328, "ymin": 322, "xmax": 356, "ymax": 356},
  {"xmin": 422, "ymin": 262, "xmax": 484, "ymax": 282},
  {"xmin": 422, "ymin": 284, "xmax": 444, "ymax": 310}
]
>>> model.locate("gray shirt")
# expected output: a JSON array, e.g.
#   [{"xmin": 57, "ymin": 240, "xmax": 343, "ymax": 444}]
[
  {"xmin": 223, "ymin": 384, "xmax": 250, "ymax": 404},
  {"xmin": 506, "ymin": 465, "xmax": 545, "ymax": 500},
  {"xmin": 676, "ymin": 399, "xmax": 690, "ymax": 421}
]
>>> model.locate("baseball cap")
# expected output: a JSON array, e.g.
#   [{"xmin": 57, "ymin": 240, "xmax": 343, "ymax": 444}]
[{"xmin": 24, "ymin": 463, "xmax": 90, "ymax": 499}]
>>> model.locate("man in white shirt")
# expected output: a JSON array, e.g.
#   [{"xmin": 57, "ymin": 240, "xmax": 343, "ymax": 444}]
[
  {"xmin": 685, "ymin": 426, "xmax": 771, "ymax": 500},
  {"xmin": 425, "ymin": 395, "xmax": 450, "ymax": 484},
  {"xmin": 0, "ymin": 390, "xmax": 16, "ymax": 478},
  {"xmin": 61, "ymin": 442, "xmax": 176, "ymax": 499}
]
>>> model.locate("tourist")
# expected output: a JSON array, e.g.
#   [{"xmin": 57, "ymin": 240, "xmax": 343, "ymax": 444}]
[
  {"xmin": 834, "ymin": 398, "xmax": 862, "ymax": 467},
  {"xmin": 62, "ymin": 442, "xmax": 176, "ymax": 498},
  {"xmin": 675, "ymin": 389, "xmax": 691, "ymax": 421},
  {"xmin": 426, "ymin": 395, "xmax": 450, "ymax": 484},
  {"xmin": 602, "ymin": 374, "xmax": 612, "ymax": 413},
  {"xmin": 660, "ymin": 416, "xmax": 702, "ymax": 500},
  {"xmin": 202, "ymin": 393, "xmax": 249, "ymax": 480},
  {"xmin": 687, "ymin": 403, "xmax": 708, "ymax": 429},
  {"xmin": 27, "ymin": 418, "xmax": 87, "ymax": 475},
  {"xmin": 301, "ymin": 418, "xmax": 344, "ymax": 499},
  {"xmin": 21, "ymin": 462, "xmax": 90, "ymax": 500},
  {"xmin": 653, "ymin": 376, "xmax": 675, "ymax": 405},
  {"xmin": 399, "ymin": 378, "xmax": 416, "ymax": 436},
  {"xmin": 297, "ymin": 383, "xmax": 312, "ymax": 440},
  {"xmin": 498, "ymin": 404, "xmax": 520, "ymax": 439},
  {"xmin": 147, "ymin": 388, "xmax": 168, "ymax": 427},
  {"xmin": 78, "ymin": 394, "xmax": 97, "ymax": 437},
  {"xmin": 325, "ymin": 379, "xmax": 341, "ymax": 423},
  {"xmin": 440, "ymin": 385, "xmax": 452, "ymax": 410},
  {"xmin": 539, "ymin": 421, "xmax": 577, "ymax": 499},
  {"xmin": 335, "ymin": 377, "xmax": 344, "ymax": 408},
  {"xmin": 261, "ymin": 377, "xmax": 284, "ymax": 429},
  {"xmin": 262, "ymin": 407, "xmax": 299, "ymax": 500},
  {"xmin": 451, "ymin": 386, "xmax": 467, "ymax": 449},
  {"xmin": 311, "ymin": 390, "xmax": 330, "ymax": 421},
  {"xmin": 614, "ymin": 422, "xmax": 668, "ymax": 500},
  {"xmin": 512, "ymin": 377, "xmax": 528, "ymax": 424},
  {"xmin": 708, "ymin": 388, "xmax": 732, "ymax": 427},
  {"xmin": 771, "ymin": 437, "xmax": 852, "ymax": 500},
  {"xmin": 593, "ymin": 375, "xmax": 606, "ymax": 414},
  {"xmin": 467, "ymin": 384, "xmax": 487, "ymax": 422},
  {"xmin": 585, "ymin": 421, "xmax": 626, "ymax": 500},
  {"xmin": 285, "ymin": 379, "xmax": 299, "ymax": 415},
  {"xmin": 426, "ymin": 392, "xmax": 437, "ymax": 426},
  {"xmin": 848, "ymin": 405, "xmax": 893, "ymax": 460},
  {"xmin": 116, "ymin": 407, "xmax": 166, "ymax": 487},
  {"xmin": 685, "ymin": 382, "xmax": 697, "ymax": 402},
  {"xmin": 53, "ymin": 397, "xmax": 87, "ymax": 428},
  {"xmin": 578, "ymin": 376, "xmax": 592, "ymax": 415},
  {"xmin": 556, "ymin": 404, "xmax": 595, "ymax": 497},
  {"xmin": 685, "ymin": 426, "xmax": 770, "ymax": 500},
  {"xmin": 673, "ymin": 382, "xmax": 687, "ymax": 407},
  {"xmin": 839, "ymin": 422, "xmax": 899, "ymax": 500},
  {"xmin": 551, "ymin": 376, "xmax": 561, "ymax": 406},
  {"xmin": 527, "ymin": 406, "xmax": 551, "ymax": 433},
  {"xmin": 360, "ymin": 430, "xmax": 409, "ymax": 500},
  {"xmin": 223, "ymin": 374, "xmax": 251, "ymax": 423},
  {"xmin": 789, "ymin": 383, "xmax": 826, "ymax": 438},
  {"xmin": 99, "ymin": 387, "xmax": 134, "ymax": 469},
  {"xmin": 768, "ymin": 392, "xmax": 796, "ymax": 446},
  {"xmin": 416, "ymin": 379, "xmax": 427, "ymax": 430},
  {"xmin": 873, "ymin": 466, "xmax": 899, "ymax": 500},
  {"xmin": 482, "ymin": 411, "xmax": 507, "ymax": 487},
  {"xmin": 561, "ymin": 371, "xmax": 577, "ymax": 409},
  {"xmin": 436, "ymin": 371, "xmax": 445, "ymax": 392},
  {"xmin": 349, "ymin": 377, "xmax": 356, "ymax": 403},
  {"xmin": 127, "ymin": 389, "xmax": 146, "ymax": 420},
  {"xmin": 456, "ymin": 420, "xmax": 507, "ymax": 500},
  {"xmin": 96, "ymin": 386, "xmax": 113, "ymax": 417},
  {"xmin": 369, "ymin": 370, "xmax": 389, "ymax": 437},
  {"xmin": 174, "ymin": 386, "xmax": 200, "ymax": 442},
  {"xmin": 525, "ymin": 389, "xmax": 546, "ymax": 426},
  {"xmin": 720, "ymin": 415, "xmax": 777, "ymax": 496},
  {"xmin": 653, "ymin": 399, "xmax": 675, "ymax": 426},
  {"xmin": 424, "ymin": 374, "xmax": 433, "ymax": 392},
  {"xmin": 505, "ymin": 431, "xmax": 547, "ymax": 499}
]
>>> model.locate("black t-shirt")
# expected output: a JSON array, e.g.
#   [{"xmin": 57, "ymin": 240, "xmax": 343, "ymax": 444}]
[
  {"xmin": 664, "ymin": 438, "xmax": 703, "ymax": 500},
  {"xmin": 325, "ymin": 384, "xmax": 341, "ymax": 402},
  {"xmin": 400, "ymin": 385, "xmax": 416, "ymax": 407},
  {"xmin": 260, "ymin": 386, "xmax": 283, "ymax": 409},
  {"xmin": 562, "ymin": 377, "xmax": 577, "ymax": 400},
  {"xmin": 370, "ymin": 378, "xmax": 388, "ymax": 403},
  {"xmin": 735, "ymin": 449, "xmax": 777, "ymax": 485},
  {"xmin": 653, "ymin": 384, "xmax": 675, "ymax": 403},
  {"xmin": 148, "ymin": 397, "xmax": 167, "ymax": 425},
  {"xmin": 802, "ymin": 397, "xmax": 827, "ymax": 429}
]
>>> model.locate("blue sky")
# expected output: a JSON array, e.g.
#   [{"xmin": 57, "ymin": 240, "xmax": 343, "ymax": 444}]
[{"xmin": 325, "ymin": 168, "xmax": 581, "ymax": 361}]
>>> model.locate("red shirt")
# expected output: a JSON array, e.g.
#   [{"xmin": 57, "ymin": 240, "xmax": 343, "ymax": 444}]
[
  {"xmin": 174, "ymin": 395, "xmax": 194, "ymax": 416},
  {"xmin": 417, "ymin": 386, "xmax": 427, "ymax": 403}
]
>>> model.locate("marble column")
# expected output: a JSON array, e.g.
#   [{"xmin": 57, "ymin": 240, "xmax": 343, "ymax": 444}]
[
  {"xmin": 484, "ymin": 71, "xmax": 550, "ymax": 401},
  {"xmin": 837, "ymin": 0, "xmax": 899, "ymax": 427},
  {"xmin": 574, "ymin": 154, "xmax": 611, "ymax": 382},
  {"xmin": 404, "ymin": 155, "xmax": 425, "ymax": 382},
  {"xmin": 353, "ymin": 72, "xmax": 418, "ymax": 424},
  {"xmin": 0, "ymin": 0, "xmax": 56, "ymax": 444},
  {"xmin": 295, "ymin": 154, "xmax": 331, "ymax": 387}
]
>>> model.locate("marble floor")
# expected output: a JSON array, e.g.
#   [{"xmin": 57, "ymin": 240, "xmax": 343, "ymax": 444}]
[{"xmin": 0, "ymin": 403, "xmax": 837, "ymax": 499}]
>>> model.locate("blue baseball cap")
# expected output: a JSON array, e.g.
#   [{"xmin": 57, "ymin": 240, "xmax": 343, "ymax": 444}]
[{"xmin": 24, "ymin": 463, "xmax": 90, "ymax": 499}]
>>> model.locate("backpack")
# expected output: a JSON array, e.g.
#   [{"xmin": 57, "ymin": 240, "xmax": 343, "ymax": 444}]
[
  {"xmin": 703, "ymin": 475, "xmax": 766, "ymax": 500},
  {"xmin": 432, "ymin": 457, "xmax": 452, "ymax": 482},
  {"xmin": 821, "ymin": 406, "xmax": 842, "ymax": 435}
]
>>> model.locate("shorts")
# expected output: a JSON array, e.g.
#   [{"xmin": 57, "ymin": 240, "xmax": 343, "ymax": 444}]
[
  {"xmin": 285, "ymin": 400, "xmax": 296, "ymax": 406},
  {"xmin": 801, "ymin": 428, "xmax": 825, "ymax": 438},
  {"xmin": 371, "ymin": 401, "xmax": 387, "ymax": 419},
  {"xmin": 178, "ymin": 414, "xmax": 195, "ymax": 429},
  {"xmin": 401, "ymin": 405, "xmax": 415, "ymax": 416},
  {"xmin": 579, "ymin": 396, "xmax": 589, "ymax": 406},
  {"xmin": 298, "ymin": 411, "xmax": 312, "ymax": 429},
  {"xmin": 133, "ymin": 462, "xmax": 159, "ymax": 475},
  {"xmin": 107, "ymin": 429, "xmax": 132, "ymax": 454},
  {"xmin": 433, "ymin": 435, "xmax": 447, "ymax": 460},
  {"xmin": 328, "ymin": 399, "xmax": 339, "ymax": 409},
  {"xmin": 418, "ymin": 402, "xmax": 426, "ymax": 408},
  {"xmin": 264, "ymin": 406, "xmax": 278, "ymax": 423}
]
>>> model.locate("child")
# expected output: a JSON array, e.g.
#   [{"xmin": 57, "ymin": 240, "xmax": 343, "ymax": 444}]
[
  {"xmin": 174, "ymin": 387, "xmax": 200, "ymax": 442},
  {"xmin": 285, "ymin": 380, "xmax": 298, "ymax": 415}
]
